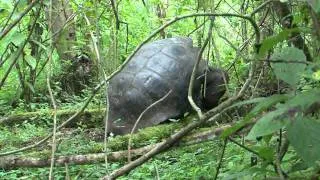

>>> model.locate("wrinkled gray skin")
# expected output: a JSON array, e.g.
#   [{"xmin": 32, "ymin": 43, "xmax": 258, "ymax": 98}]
[{"xmin": 107, "ymin": 37, "xmax": 228, "ymax": 135}]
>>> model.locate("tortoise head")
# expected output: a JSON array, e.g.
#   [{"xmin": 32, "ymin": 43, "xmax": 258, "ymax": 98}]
[{"xmin": 201, "ymin": 68, "xmax": 228, "ymax": 110}]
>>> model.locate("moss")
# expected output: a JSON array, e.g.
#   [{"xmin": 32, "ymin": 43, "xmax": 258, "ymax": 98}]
[{"xmin": 106, "ymin": 114, "xmax": 198, "ymax": 151}]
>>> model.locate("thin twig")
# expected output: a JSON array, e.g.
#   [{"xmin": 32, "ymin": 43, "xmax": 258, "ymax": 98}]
[
  {"xmin": 0, "ymin": 42, "xmax": 15, "ymax": 67},
  {"xmin": 0, "ymin": 0, "xmax": 21, "ymax": 33},
  {"xmin": 104, "ymin": 83, "xmax": 110, "ymax": 172},
  {"xmin": 35, "ymin": 49, "xmax": 55, "ymax": 78},
  {"xmin": 217, "ymin": 32, "xmax": 248, "ymax": 61},
  {"xmin": 0, "ymin": 0, "xmax": 39, "ymax": 40},
  {"xmin": 187, "ymin": 19, "xmax": 208, "ymax": 37},
  {"xmin": 188, "ymin": 17, "xmax": 214, "ymax": 118},
  {"xmin": 228, "ymin": 137, "xmax": 288, "ymax": 177},
  {"xmin": 251, "ymin": 63, "xmax": 265, "ymax": 98},
  {"xmin": 47, "ymin": 58, "xmax": 57, "ymax": 180},
  {"xmin": 214, "ymin": 139, "xmax": 228, "ymax": 180},
  {"xmin": 154, "ymin": 162, "xmax": 160, "ymax": 180},
  {"xmin": 228, "ymin": 138, "xmax": 260, "ymax": 156},
  {"xmin": 42, "ymin": 13, "xmax": 77, "ymax": 43},
  {"xmin": 127, "ymin": 90, "xmax": 172, "ymax": 162},
  {"xmin": 276, "ymin": 129, "xmax": 286, "ymax": 179},
  {"xmin": 65, "ymin": 163, "xmax": 70, "ymax": 180},
  {"xmin": 84, "ymin": 12, "xmax": 111, "ymax": 174},
  {"xmin": 110, "ymin": 0, "xmax": 120, "ymax": 30},
  {"xmin": 250, "ymin": 0, "xmax": 274, "ymax": 16},
  {"xmin": 0, "ymin": 2, "xmax": 41, "ymax": 89},
  {"xmin": 48, "ymin": 0, "xmax": 57, "ymax": 178}
]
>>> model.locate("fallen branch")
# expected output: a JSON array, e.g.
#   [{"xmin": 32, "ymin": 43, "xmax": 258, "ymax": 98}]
[
  {"xmin": 128, "ymin": 90, "xmax": 172, "ymax": 162},
  {"xmin": 0, "ymin": 125, "xmax": 230, "ymax": 170},
  {"xmin": 0, "ymin": 144, "xmax": 156, "ymax": 170}
]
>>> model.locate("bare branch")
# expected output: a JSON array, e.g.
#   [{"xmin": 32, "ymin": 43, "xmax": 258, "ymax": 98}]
[
  {"xmin": 188, "ymin": 17, "xmax": 214, "ymax": 118},
  {"xmin": 47, "ymin": 0, "xmax": 57, "ymax": 178},
  {"xmin": 0, "ymin": 125, "xmax": 230, "ymax": 170},
  {"xmin": 0, "ymin": 0, "xmax": 21, "ymax": 33},
  {"xmin": 128, "ymin": 90, "xmax": 172, "ymax": 162},
  {"xmin": 110, "ymin": 0, "xmax": 120, "ymax": 30},
  {"xmin": 47, "ymin": 62, "xmax": 57, "ymax": 180},
  {"xmin": 214, "ymin": 139, "xmax": 228, "ymax": 180},
  {"xmin": 250, "ymin": 0, "xmax": 274, "ymax": 16}
]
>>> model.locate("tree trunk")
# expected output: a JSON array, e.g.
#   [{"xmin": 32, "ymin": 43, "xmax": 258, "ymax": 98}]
[{"xmin": 47, "ymin": 0, "xmax": 76, "ymax": 61}]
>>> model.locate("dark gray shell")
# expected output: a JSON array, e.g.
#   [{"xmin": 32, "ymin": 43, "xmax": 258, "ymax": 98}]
[{"xmin": 107, "ymin": 37, "xmax": 222, "ymax": 135}]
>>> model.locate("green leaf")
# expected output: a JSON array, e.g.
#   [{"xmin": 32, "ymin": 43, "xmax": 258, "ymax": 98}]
[
  {"xmin": 283, "ymin": 89, "xmax": 320, "ymax": 110},
  {"xmin": 221, "ymin": 94, "xmax": 289, "ymax": 138},
  {"xmin": 25, "ymin": 82, "xmax": 35, "ymax": 93},
  {"xmin": 287, "ymin": 117, "xmax": 320, "ymax": 166},
  {"xmin": 270, "ymin": 47, "xmax": 306, "ymax": 87},
  {"xmin": 258, "ymin": 28, "xmax": 308, "ymax": 58},
  {"xmin": 250, "ymin": 94, "xmax": 289, "ymax": 114},
  {"xmin": 257, "ymin": 146, "xmax": 274, "ymax": 162},
  {"xmin": 25, "ymin": 55, "xmax": 37, "ymax": 70},
  {"xmin": 246, "ymin": 89, "xmax": 320, "ymax": 140},
  {"xmin": 258, "ymin": 30, "xmax": 290, "ymax": 58},
  {"xmin": 30, "ymin": 40, "xmax": 48, "ymax": 51},
  {"xmin": 307, "ymin": 0, "xmax": 320, "ymax": 13},
  {"xmin": 246, "ymin": 108, "xmax": 289, "ymax": 140},
  {"xmin": 11, "ymin": 32, "xmax": 25, "ymax": 45}
]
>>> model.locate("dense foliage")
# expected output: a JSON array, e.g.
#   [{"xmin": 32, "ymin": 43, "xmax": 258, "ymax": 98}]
[{"xmin": 1, "ymin": 0, "xmax": 320, "ymax": 179}]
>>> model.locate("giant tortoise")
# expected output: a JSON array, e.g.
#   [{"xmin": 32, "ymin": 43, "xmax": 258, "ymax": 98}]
[{"xmin": 107, "ymin": 37, "xmax": 227, "ymax": 135}]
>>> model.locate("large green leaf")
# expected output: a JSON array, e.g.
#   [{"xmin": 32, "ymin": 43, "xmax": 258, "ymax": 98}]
[
  {"xmin": 287, "ymin": 117, "xmax": 320, "ymax": 166},
  {"xmin": 10, "ymin": 32, "xmax": 25, "ymax": 45},
  {"xmin": 270, "ymin": 47, "xmax": 306, "ymax": 87},
  {"xmin": 258, "ymin": 28, "xmax": 308, "ymax": 58},
  {"xmin": 256, "ymin": 146, "xmax": 274, "ymax": 162},
  {"xmin": 246, "ymin": 108, "xmax": 289, "ymax": 140},
  {"xmin": 250, "ymin": 95, "xmax": 289, "ymax": 114},
  {"xmin": 246, "ymin": 89, "xmax": 320, "ymax": 140},
  {"xmin": 284, "ymin": 89, "xmax": 320, "ymax": 110},
  {"xmin": 221, "ymin": 94, "xmax": 289, "ymax": 138}
]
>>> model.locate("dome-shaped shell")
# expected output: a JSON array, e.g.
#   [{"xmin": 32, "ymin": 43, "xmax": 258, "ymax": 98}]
[{"xmin": 107, "ymin": 37, "xmax": 223, "ymax": 135}]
